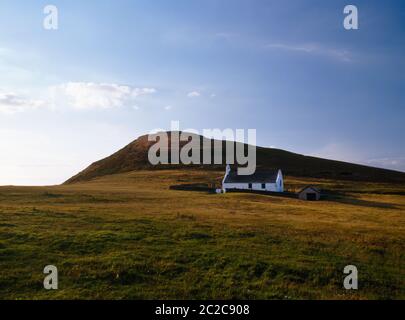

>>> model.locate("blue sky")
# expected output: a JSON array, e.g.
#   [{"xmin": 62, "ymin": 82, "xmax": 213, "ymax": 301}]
[{"xmin": 0, "ymin": 0, "xmax": 404, "ymax": 185}]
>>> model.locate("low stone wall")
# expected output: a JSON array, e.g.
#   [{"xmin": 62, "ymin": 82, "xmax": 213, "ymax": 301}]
[{"xmin": 225, "ymin": 189, "xmax": 297, "ymax": 198}]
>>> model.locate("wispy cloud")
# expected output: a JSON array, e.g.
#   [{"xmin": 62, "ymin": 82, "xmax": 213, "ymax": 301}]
[
  {"xmin": 0, "ymin": 82, "xmax": 157, "ymax": 114},
  {"xmin": 265, "ymin": 43, "xmax": 352, "ymax": 62},
  {"xmin": 364, "ymin": 157, "xmax": 405, "ymax": 172},
  {"xmin": 51, "ymin": 82, "xmax": 156, "ymax": 110},
  {"xmin": 187, "ymin": 91, "xmax": 201, "ymax": 98},
  {"xmin": 311, "ymin": 143, "xmax": 405, "ymax": 172},
  {"xmin": 0, "ymin": 91, "xmax": 44, "ymax": 114},
  {"xmin": 310, "ymin": 143, "xmax": 363, "ymax": 163}
]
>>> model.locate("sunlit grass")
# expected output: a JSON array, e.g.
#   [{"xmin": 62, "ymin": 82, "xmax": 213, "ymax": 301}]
[{"xmin": 0, "ymin": 170, "xmax": 404, "ymax": 299}]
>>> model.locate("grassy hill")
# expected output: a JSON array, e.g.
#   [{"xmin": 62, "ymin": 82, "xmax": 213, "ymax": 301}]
[{"xmin": 65, "ymin": 132, "xmax": 405, "ymax": 184}]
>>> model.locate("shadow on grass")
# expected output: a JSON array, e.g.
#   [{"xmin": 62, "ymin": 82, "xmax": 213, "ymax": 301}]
[
  {"xmin": 170, "ymin": 184, "xmax": 399, "ymax": 210},
  {"xmin": 169, "ymin": 183, "xmax": 214, "ymax": 193},
  {"xmin": 169, "ymin": 184, "xmax": 298, "ymax": 199},
  {"xmin": 324, "ymin": 193, "xmax": 399, "ymax": 209}
]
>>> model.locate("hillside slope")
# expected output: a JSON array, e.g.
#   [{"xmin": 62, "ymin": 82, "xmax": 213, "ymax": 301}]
[{"xmin": 65, "ymin": 132, "xmax": 405, "ymax": 184}]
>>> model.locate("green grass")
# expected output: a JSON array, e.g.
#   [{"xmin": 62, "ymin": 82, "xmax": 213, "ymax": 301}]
[{"xmin": 0, "ymin": 170, "xmax": 404, "ymax": 299}]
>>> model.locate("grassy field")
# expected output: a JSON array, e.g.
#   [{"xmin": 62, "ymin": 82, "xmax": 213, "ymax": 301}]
[{"xmin": 0, "ymin": 170, "xmax": 404, "ymax": 299}]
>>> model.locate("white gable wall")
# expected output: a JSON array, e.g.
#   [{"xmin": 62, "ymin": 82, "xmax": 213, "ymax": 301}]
[{"xmin": 276, "ymin": 170, "xmax": 284, "ymax": 192}]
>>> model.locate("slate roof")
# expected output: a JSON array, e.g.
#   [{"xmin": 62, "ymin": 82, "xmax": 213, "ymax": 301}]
[
  {"xmin": 298, "ymin": 186, "xmax": 321, "ymax": 194},
  {"xmin": 223, "ymin": 168, "xmax": 280, "ymax": 184}
]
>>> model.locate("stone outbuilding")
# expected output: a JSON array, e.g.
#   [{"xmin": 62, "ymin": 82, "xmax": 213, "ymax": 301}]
[{"xmin": 298, "ymin": 186, "xmax": 321, "ymax": 201}]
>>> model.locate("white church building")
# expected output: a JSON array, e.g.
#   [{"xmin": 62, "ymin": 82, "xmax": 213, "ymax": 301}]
[{"xmin": 222, "ymin": 165, "xmax": 284, "ymax": 193}]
